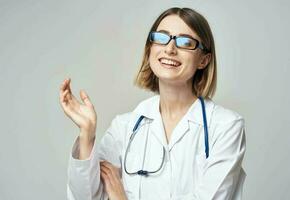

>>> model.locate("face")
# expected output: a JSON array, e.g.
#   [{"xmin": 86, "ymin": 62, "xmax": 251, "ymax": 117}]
[{"xmin": 149, "ymin": 15, "xmax": 209, "ymax": 85}]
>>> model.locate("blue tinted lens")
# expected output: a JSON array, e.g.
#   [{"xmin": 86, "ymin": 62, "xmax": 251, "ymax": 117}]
[
  {"xmin": 150, "ymin": 32, "xmax": 170, "ymax": 44},
  {"xmin": 176, "ymin": 37, "xmax": 196, "ymax": 49}
]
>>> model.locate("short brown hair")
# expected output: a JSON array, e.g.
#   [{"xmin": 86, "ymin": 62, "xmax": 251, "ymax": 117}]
[{"xmin": 133, "ymin": 7, "xmax": 217, "ymax": 99}]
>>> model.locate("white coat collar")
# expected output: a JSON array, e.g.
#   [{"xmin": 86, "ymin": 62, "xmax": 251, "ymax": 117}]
[
  {"xmin": 133, "ymin": 94, "xmax": 215, "ymax": 125},
  {"xmin": 132, "ymin": 95, "xmax": 215, "ymax": 150}
]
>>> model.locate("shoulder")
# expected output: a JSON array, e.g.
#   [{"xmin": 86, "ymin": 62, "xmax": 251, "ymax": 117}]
[
  {"xmin": 114, "ymin": 112, "xmax": 135, "ymax": 125},
  {"xmin": 209, "ymin": 99, "xmax": 245, "ymax": 126},
  {"xmin": 111, "ymin": 95, "xmax": 157, "ymax": 130},
  {"xmin": 206, "ymin": 99, "xmax": 245, "ymax": 142}
]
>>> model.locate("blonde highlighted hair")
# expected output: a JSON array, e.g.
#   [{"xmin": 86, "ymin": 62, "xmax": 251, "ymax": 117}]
[{"xmin": 133, "ymin": 7, "xmax": 217, "ymax": 99}]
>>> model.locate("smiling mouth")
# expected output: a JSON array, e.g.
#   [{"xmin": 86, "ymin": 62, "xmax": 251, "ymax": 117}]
[{"xmin": 158, "ymin": 58, "xmax": 182, "ymax": 67}]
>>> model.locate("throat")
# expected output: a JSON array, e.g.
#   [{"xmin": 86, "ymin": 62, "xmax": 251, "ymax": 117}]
[{"xmin": 161, "ymin": 113, "xmax": 184, "ymax": 144}]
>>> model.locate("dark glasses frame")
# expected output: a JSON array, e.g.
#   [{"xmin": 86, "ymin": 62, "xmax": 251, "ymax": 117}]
[{"xmin": 149, "ymin": 31, "xmax": 209, "ymax": 52}]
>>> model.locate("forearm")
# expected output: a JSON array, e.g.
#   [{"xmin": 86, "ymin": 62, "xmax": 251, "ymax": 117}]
[
  {"xmin": 68, "ymin": 134, "xmax": 103, "ymax": 200},
  {"xmin": 78, "ymin": 132, "xmax": 95, "ymax": 160}
]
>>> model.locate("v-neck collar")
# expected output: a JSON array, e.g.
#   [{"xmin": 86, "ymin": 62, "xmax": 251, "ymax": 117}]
[{"xmin": 132, "ymin": 94, "xmax": 215, "ymax": 150}]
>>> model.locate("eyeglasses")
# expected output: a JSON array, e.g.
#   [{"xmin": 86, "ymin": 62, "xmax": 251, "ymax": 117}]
[{"xmin": 149, "ymin": 31, "xmax": 209, "ymax": 52}]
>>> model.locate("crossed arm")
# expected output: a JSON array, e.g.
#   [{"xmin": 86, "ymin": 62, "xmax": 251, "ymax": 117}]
[{"xmin": 100, "ymin": 161, "xmax": 127, "ymax": 200}]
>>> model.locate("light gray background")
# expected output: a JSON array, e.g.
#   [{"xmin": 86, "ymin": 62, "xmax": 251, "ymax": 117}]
[{"xmin": 0, "ymin": 0, "xmax": 289, "ymax": 199}]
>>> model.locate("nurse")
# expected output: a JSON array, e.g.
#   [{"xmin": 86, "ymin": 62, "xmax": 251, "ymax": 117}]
[{"xmin": 60, "ymin": 7, "xmax": 246, "ymax": 200}]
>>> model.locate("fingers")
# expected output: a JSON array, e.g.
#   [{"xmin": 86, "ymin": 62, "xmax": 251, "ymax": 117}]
[
  {"xmin": 80, "ymin": 89, "xmax": 94, "ymax": 108},
  {"xmin": 59, "ymin": 78, "xmax": 94, "ymax": 112},
  {"xmin": 59, "ymin": 78, "xmax": 80, "ymax": 105},
  {"xmin": 100, "ymin": 161, "xmax": 120, "ymax": 174},
  {"xmin": 66, "ymin": 78, "xmax": 73, "ymax": 98},
  {"xmin": 100, "ymin": 161, "xmax": 119, "ymax": 178},
  {"xmin": 100, "ymin": 169, "xmax": 111, "ymax": 188},
  {"xmin": 60, "ymin": 78, "xmax": 71, "ymax": 102},
  {"xmin": 100, "ymin": 162, "xmax": 115, "ymax": 194},
  {"xmin": 61, "ymin": 89, "xmax": 69, "ymax": 103},
  {"xmin": 100, "ymin": 161, "xmax": 121, "ymax": 183},
  {"xmin": 100, "ymin": 161, "xmax": 127, "ymax": 199},
  {"xmin": 60, "ymin": 77, "xmax": 70, "ymax": 91},
  {"xmin": 100, "ymin": 166, "xmax": 112, "ymax": 190}
]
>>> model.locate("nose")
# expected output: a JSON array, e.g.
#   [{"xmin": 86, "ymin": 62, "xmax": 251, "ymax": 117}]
[{"xmin": 164, "ymin": 38, "xmax": 177, "ymax": 55}]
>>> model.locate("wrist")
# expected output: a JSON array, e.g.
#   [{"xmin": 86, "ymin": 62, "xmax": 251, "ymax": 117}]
[{"xmin": 79, "ymin": 132, "xmax": 95, "ymax": 144}]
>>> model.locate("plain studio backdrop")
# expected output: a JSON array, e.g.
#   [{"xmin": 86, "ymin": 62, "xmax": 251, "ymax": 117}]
[{"xmin": 0, "ymin": 0, "xmax": 289, "ymax": 199}]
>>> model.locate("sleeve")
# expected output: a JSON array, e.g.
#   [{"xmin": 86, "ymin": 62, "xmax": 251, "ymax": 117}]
[
  {"xmin": 193, "ymin": 118, "xmax": 246, "ymax": 200},
  {"xmin": 67, "ymin": 115, "xmax": 124, "ymax": 200}
]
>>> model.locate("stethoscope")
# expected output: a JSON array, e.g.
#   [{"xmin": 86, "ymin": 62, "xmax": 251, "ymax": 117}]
[{"xmin": 124, "ymin": 96, "xmax": 209, "ymax": 177}]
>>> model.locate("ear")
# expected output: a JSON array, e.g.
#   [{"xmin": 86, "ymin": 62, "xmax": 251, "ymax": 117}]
[{"xmin": 197, "ymin": 53, "xmax": 211, "ymax": 70}]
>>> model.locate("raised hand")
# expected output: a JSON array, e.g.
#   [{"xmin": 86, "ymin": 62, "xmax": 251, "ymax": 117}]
[{"xmin": 59, "ymin": 77, "xmax": 97, "ymax": 141}]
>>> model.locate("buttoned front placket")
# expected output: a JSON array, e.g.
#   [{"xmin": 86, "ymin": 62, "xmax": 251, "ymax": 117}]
[{"xmin": 167, "ymin": 147, "xmax": 173, "ymax": 199}]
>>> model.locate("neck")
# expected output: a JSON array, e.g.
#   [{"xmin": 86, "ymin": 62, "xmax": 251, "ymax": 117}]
[{"xmin": 158, "ymin": 79, "xmax": 197, "ymax": 120}]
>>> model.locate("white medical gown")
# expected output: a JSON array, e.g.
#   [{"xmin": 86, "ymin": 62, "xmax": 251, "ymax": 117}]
[{"xmin": 67, "ymin": 95, "xmax": 246, "ymax": 200}]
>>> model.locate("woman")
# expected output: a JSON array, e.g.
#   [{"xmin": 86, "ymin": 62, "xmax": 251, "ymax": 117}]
[{"xmin": 60, "ymin": 7, "xmax": 246, "ymax": 200}]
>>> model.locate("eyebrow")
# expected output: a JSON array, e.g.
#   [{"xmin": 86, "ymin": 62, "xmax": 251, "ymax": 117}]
[{"xmin": 157, "ymin": 29, "xmax": 196, "ymax": 40}]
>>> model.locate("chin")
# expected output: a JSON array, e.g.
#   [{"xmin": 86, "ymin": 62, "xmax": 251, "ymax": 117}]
[{"xmin": 155, "ymin": 72, "xmax": 180, "ymax": 82}]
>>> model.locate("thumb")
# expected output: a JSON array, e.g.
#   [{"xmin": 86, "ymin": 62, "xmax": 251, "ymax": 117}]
[{"xmin": 80, "ymin": 89, "xmax": 93, "ymax": 107}]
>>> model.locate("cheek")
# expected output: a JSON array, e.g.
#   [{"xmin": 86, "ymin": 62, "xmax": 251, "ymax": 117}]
[
  {"xmin": 181, "ymin": 58, "xmax": 199, "ymax": 78},
  {"xmin": 149, "ymin": 47, "xmax": 161, "ymax": 68},
  {"xmin": 182, "ymin": 65, "xmax": 197, "ymax": 80},
  {"xmin": 149, "ymin": 46, "xmax": 160, "ymax": 59},
  {"xmin": 184, "ymin": 55, "xmax": 199, "ymax": 71}
]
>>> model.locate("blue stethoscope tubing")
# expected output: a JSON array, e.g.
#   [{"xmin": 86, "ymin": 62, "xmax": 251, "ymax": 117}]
[
  {"xmin": 199, "ymin": 96, "xmax": 209, "ymax": 159},
  {"xmin": 124, "ymin": 96, "xmax": 209, "ymax": 176}
]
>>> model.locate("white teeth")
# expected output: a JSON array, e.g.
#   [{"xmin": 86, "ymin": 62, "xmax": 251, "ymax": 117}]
[{"xmin": 160, "ymin": 58, "xmax": 181, "ymax": 67}]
